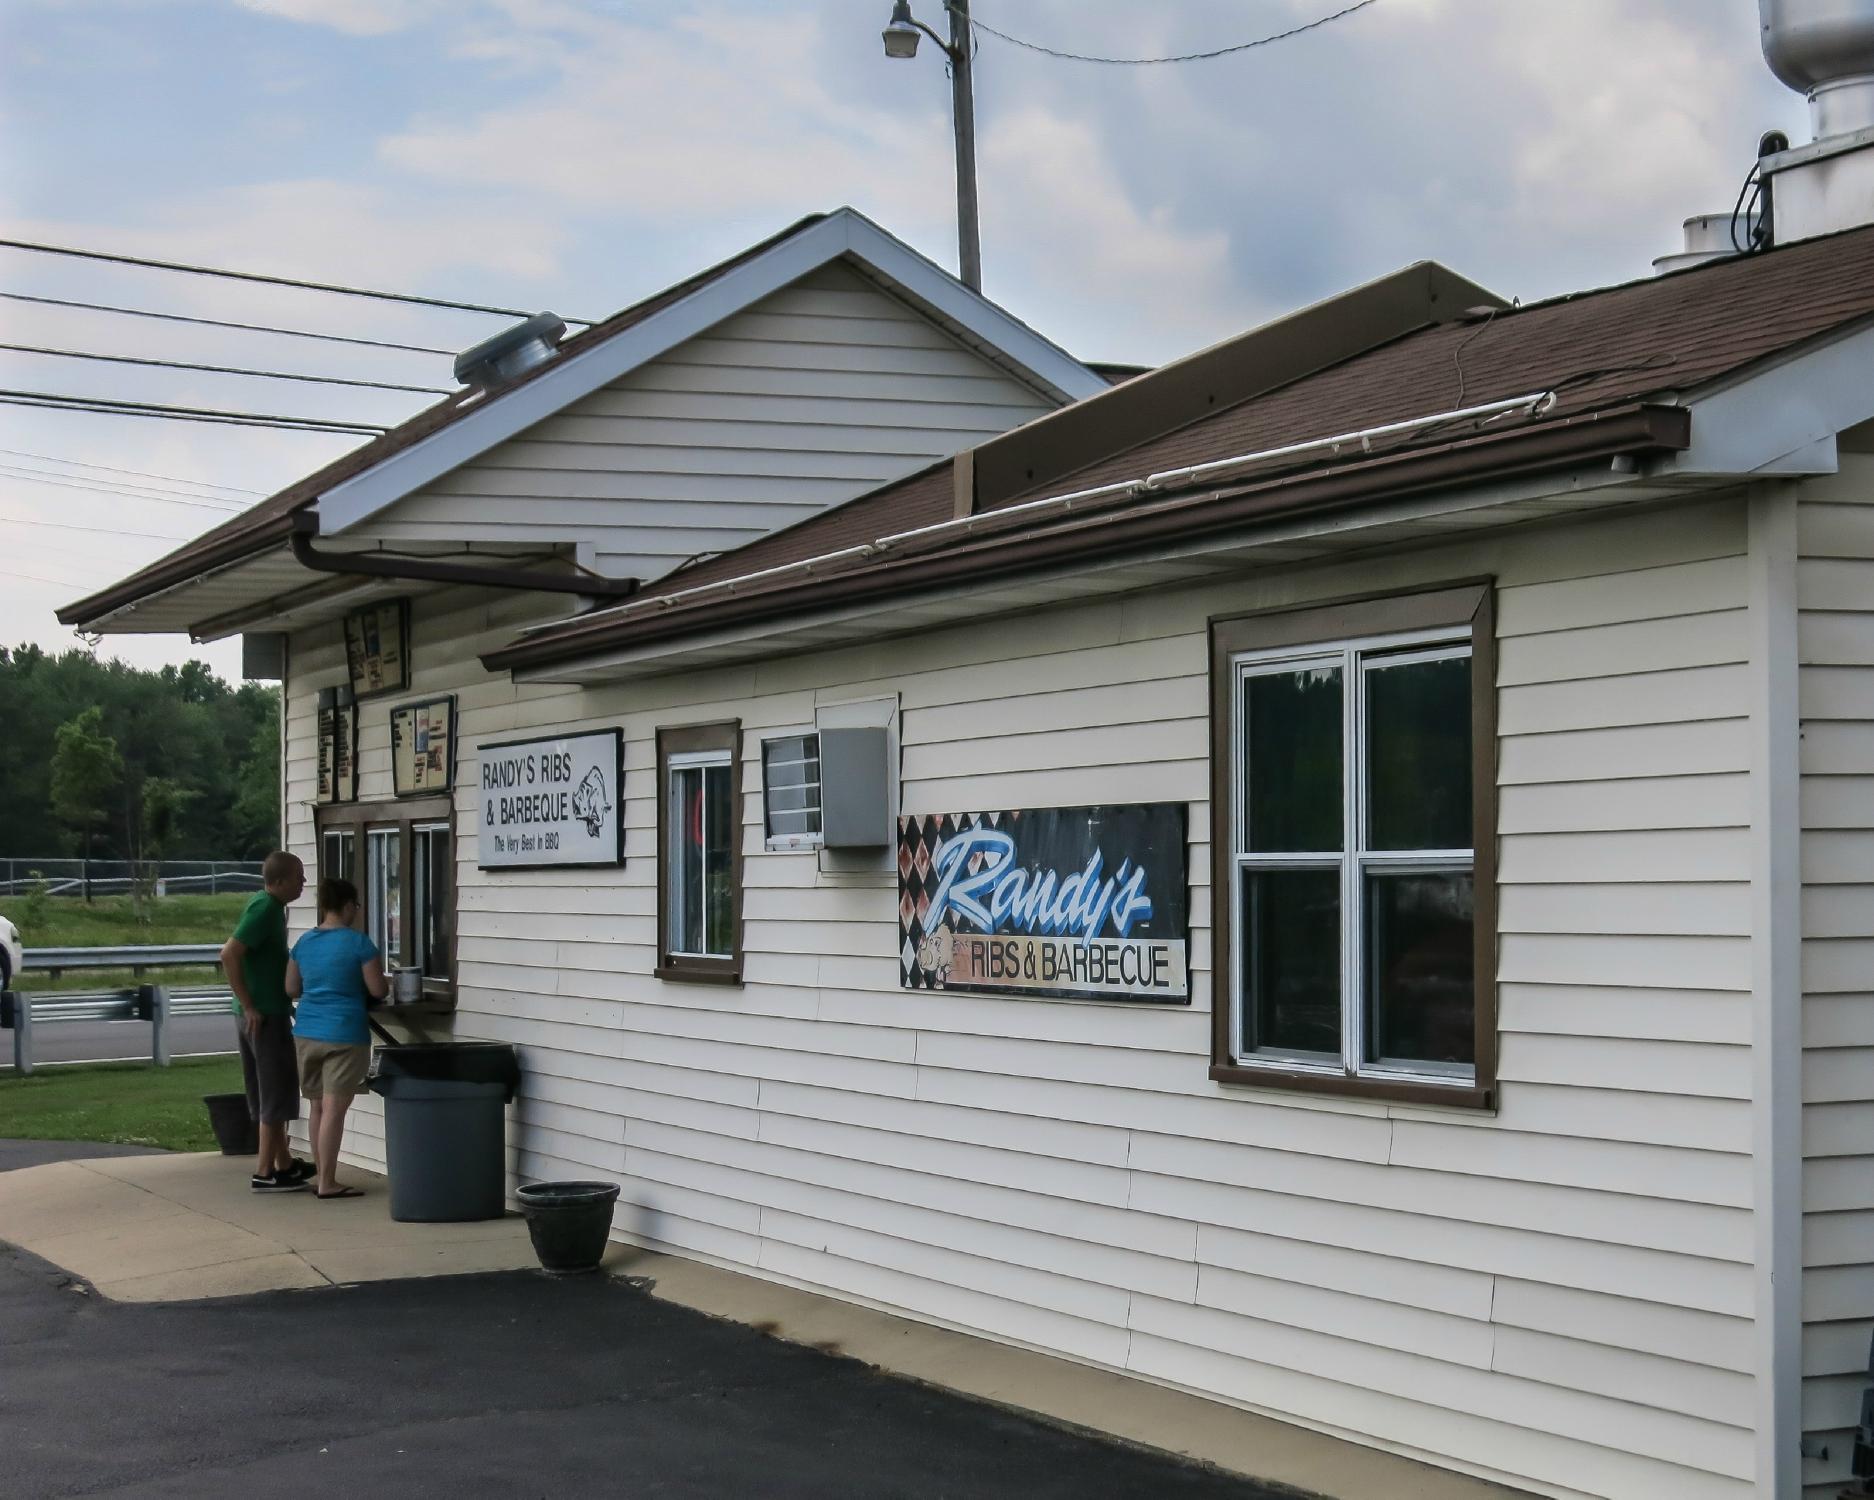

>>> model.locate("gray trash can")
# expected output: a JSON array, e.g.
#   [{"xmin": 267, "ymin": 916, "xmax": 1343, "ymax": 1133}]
[{"xmin": 367, "ymin": 1042, "xmax": 519, "ymax": 1223}]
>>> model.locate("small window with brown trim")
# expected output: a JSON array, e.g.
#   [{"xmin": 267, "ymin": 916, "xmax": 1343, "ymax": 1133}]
[
  {"xmin": 1209, "ymin": 583, "xmax": 1497, "ymax": 1109},
  {"xmin": 656, "ymin": 721, "xmax": 742, "ymax": 984}
]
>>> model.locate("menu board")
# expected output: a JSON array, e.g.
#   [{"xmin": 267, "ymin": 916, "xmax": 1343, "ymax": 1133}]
[
  {"xmin": 344, "ymin": 600, "xmax": 410, "ymax": 699},
  {"xmin": 316, "ymin": 701, "xmax": 358, "ymax": 803},
  {"xmin": 391, "ymin": 696, "xmax": 455, "ymax": 797}
]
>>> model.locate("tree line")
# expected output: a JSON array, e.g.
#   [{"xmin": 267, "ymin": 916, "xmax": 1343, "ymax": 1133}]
[{"xmin": 0, "ymin": 644, "xmax": 280, "ymax": 862}]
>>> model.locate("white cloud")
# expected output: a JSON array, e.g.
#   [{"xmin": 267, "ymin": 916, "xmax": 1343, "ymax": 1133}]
[{"xmin": 231, "ymin": 0, "xmax": 450, "ymax": 37}]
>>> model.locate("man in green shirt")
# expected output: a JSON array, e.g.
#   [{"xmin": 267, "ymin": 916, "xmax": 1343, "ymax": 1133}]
[{"xmin": 221, "ymin": 851, "xmax": 310, "ymax": 1192}]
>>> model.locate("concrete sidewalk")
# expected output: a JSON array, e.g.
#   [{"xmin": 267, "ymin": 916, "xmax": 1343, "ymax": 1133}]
[{"xmin": 0, "ymin": 1151, "xmax": 547, "ymax": 1300}]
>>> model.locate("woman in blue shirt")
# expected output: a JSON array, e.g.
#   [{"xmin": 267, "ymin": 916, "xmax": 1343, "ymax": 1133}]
[{"xmin": 285, "ymin": 877, "xmax": 387, "ymax": 1199}]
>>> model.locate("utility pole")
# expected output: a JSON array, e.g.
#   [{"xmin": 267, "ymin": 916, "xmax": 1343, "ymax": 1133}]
[{"xmin": 948, "ymin": 0, "xmax": 981, "ymax": 292}]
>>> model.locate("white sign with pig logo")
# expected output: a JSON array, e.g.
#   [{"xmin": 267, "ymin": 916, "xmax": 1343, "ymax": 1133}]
[{"xmin": 477, "ymin": 728, "xmax": 625, "ymax": 869}]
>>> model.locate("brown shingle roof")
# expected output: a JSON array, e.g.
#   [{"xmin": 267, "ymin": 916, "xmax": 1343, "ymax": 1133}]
[{"xmin": 494, "ymin": 222, "xmax": 1874, "ymax": 669}]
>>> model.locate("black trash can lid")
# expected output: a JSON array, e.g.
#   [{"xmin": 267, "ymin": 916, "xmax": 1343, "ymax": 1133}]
[{"xmin": 371, "ymin": 1041, "xmax": 519, "ymax": 1100}]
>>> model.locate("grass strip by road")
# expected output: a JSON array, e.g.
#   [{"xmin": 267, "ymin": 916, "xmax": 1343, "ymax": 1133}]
[
  {"xmin": 0, "ymin": 1055, "xmax": 245, "ymax": 1152},
  {"xmin": 1, "ymin": 892, "xmax": 251, "ymax": 948}
]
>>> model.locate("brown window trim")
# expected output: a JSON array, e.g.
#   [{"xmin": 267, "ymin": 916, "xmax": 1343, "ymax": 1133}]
[
  {"xmin": 1207, "ymin": 580, "xmax": 1498, "ymax": 1111},
  {"xmin": 655, "ymin": 720, "xmax": 744, "ymax": 986},
  {"xmin": 313, "ymin": 793, "xmax": 456, "ymax": 994}
]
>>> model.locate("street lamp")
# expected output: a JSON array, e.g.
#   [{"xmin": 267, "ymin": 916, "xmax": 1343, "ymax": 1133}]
[{"xmin": 880, "ymin": 0, "xmax": 981, "ymax": 292}]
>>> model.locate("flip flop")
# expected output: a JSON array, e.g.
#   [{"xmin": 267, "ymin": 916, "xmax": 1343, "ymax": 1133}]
[{"xmin": 315, "ymin": 1186, "xmax": 365, "ymax": 1200}]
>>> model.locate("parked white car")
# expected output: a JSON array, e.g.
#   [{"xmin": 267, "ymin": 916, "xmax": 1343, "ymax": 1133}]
[{"xmin": 0, "ymin": 913, "xmax": 20, "ymax": 992}]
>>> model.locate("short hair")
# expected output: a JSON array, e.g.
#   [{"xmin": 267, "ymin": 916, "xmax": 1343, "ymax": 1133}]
[
  {"xmin": 318, "ymin": 877, "xmax": 359, "ymax": 916},
  {"xmin": 261, "ymin": 851, "xmax": 302, "ymax": 885}
]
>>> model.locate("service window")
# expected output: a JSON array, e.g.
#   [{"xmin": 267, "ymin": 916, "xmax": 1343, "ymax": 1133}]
[
  {"xmin": 1210, "ymin": 584, "xmax": 1496, "ymax": 1109},
  {"xmin": 656, "ymin": 721, "xmax": 742, "ymax": 984},
  {"xmin": 761, "ymin": 734, "xmax": 822, "ymax": 849},
  {"xmin": 314, "ymin": 793, "xmax": 454, "ymax": 989}
]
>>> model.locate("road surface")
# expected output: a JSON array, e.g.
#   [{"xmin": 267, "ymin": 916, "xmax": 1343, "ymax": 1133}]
[{"xmin": 2, "ymin": 1012, "xmax": 237, "ymax": 1068}]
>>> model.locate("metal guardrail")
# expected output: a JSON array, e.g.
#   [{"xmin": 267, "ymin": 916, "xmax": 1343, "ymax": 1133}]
[
  {"xmin": 4, "ymin": 945, "xmax": 235, "ymax": 1074},
  {"xmin": 24, "ymin": 944, "xmax": 223, "ymax": 979}
]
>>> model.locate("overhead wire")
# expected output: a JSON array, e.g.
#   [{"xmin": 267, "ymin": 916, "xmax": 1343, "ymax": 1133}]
[
  {"xmin": 0, "ymin": 291, "xmax": 457, "ymax": 356},
  {"xmin": 958, "ymin": 0, "xmax": 1380, "ymax": 64},
  {"xmin": 0, "ymin": 390, "xmax": 388, "ymax": 435},
  {"xmin": 0, "ymin": 513, "xmax": 190, "ymax": 543},
  {"xmin": 0, "ymin": 238, "xmax": 597, "ymax": 324},
  {"xmin": 0, "ymin": 465, "xmax": 247, "ymax": 512},
  {"xmin": 0, "ymin": 446, "xmax": 261, "ymax": 495},
  {"xmin": 0, "ymin": 342, "xmax": 451, "ymax": 395}
]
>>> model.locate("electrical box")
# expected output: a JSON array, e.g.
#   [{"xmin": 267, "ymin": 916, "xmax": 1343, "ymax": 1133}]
[
  {"xmin": 819, "ymin": 727, "xmax": 891, "ymax": 848},
  {"xmin": 242, "ymin": 633, "xmax": 287, "ymax": 681}
]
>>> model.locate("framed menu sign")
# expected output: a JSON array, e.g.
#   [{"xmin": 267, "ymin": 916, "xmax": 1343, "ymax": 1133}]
[
  {"xmin": 391, "ymin": 696, "xmax": 455, "ymax": 797},
  {"xmin": 315, "ymin": 689, "xmax": 357, "ymax": 804},
  {"xmin": 316, "ymin": 705, "xmax": 358, "ymax": 803},
  {"xmin": 343, "ymin": 599, "xmax": 410, "ymax": 699}
]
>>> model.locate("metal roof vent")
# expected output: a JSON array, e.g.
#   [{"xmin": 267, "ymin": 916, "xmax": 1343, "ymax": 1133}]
[
  {"xmin": 1653, "ymin": 211, "xmax": 1763, "ymax": 274},
  {"xmin": 1763, "ymin": 0, "xmax": 1874, "ymax": 140},
  {"xmin": 453, "ymin": 312, "xmax": 567, "ymax": 389}
]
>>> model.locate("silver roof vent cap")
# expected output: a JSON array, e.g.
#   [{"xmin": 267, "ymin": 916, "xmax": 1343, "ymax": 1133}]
[
  {"xmin": 454, "ymin": 312, "xmax": 567, "ymax": 388},
  {"xmin": 1653, "ymin": 211, "xmax": 1762, "ymax": 275},
  {"xmin": 1762, "ymin": 0, "xmax": 1874, "ymax": 138}
]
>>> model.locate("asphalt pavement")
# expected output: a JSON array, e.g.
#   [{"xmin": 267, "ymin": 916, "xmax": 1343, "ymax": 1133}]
[
  {"xmin": 1, "ymin": 1243, "xmax": 1288, "ymax": 1500},
  {"xmin": 2, "ymin": 1012, "xmax": 236, "ymax": 1068},
  {"xmin": 0, "ymin": 1139, "xmax": 168, "ymax": 1172}
]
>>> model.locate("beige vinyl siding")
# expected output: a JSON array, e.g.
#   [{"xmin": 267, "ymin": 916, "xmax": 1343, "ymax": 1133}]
[
  {"xmin": 1795, "ymin": 455, "xmax": 1874, "ymax": 1500},
  {"xmin": 355, "ymin": 262, "xmax": 1055, "ymax": 580},
  {"xmin": 285, "ymin": 493, "xmax": 1755, "ymax": 1500}
]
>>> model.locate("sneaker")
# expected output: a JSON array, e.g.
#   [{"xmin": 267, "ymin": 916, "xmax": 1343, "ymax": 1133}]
[
  {"xmin": 283, "ymin": 1158, "xmax": 317, "ymax": 1183},
  {"xmin": 250, "ymin": 1170, "xmax": 309, "ymax": 1193}
]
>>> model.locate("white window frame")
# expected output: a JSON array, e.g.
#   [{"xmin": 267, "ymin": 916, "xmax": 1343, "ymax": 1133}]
[
  {"xmin": 1229, "ymin": 624, "xmax": 1476, "ymax": 1089},
  {"xmin": 666, "ymin": 747, "xmax": 734, "ymax": 960},
  {"xmin": 366, "ymin": 825, "xmax": 402, "ymax": 962},
  {"xmin": 411, "ymin": 820, "xmax": 450, "ymax": 977},
  {"xmin": 761, "ymin": 732, "xmax": 823, "ymax": 851}
]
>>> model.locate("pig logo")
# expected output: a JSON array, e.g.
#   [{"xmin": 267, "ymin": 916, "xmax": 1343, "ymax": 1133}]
[{"xmin": 571, "ymin": 766, "xmax": 611, "ymax": 838}]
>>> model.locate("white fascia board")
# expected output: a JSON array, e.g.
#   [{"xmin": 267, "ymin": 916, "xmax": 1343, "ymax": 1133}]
[
  {"xmin": 836, "ymin": 211, "xmax": 1108, "ymax": 404},
  {"xmin": 1662, "ymin": 318, "xmax": 1874, "ymax": 479},
  {"xmin": 315, "ymin": 209, "xmax": 1103, "ymax": 537}
]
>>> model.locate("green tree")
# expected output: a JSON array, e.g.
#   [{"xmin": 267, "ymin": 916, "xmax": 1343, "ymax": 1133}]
[
  {"xmin": 50, "ymin": 707, "xmax": 124, "ymax": 901},
  {"xmin": 231, "ymin": 692, "xmax": 282, "ymax": 856}
]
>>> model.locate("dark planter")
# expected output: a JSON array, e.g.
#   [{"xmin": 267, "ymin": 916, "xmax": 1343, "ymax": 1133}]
[
  {"xmin": 516, "ymin": 1181, "xmax": 620, "ymax": 1275},
  {"xmin": 203, "ymin": 1093, "xmax": 258, "ymax": 1157}
]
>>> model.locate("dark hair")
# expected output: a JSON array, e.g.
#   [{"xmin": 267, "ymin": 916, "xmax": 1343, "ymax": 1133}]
[{"xmin": 317, "ymin": 877, "xmax": 359, "ymax": 917}]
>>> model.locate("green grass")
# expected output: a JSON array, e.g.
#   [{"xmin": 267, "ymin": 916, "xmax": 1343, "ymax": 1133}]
[
  {"xmin": 0, "ymin": 1055, "xmax": 245, "ymax": 1152},
  {"xmin": 23, "ymin": 965, "xmax": 225, "ymax": 996},
  {"xmin": 0, "ymin": 891, "xmax": 252, "ymax": 948}
]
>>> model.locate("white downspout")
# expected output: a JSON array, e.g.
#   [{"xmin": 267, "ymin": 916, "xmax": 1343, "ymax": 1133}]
[{"xmin": 1747, "ymin": 483, "xmax": 1803, "ymax": 1497}]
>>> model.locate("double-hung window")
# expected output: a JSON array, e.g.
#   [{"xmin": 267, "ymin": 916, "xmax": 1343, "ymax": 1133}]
[
  {"xmin": 656, "ymin": 721, "xmax": 742, "ymax": 983},
  {"xmin": 1211, "ymin": 584, "xmax": 1496, "ymax": 1108},
  {"xmin": 314, "ymin": 793, "xmax": 454, "ymax": 993}
]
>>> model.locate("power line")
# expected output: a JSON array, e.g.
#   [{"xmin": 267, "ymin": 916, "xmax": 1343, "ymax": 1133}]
[
  {"xmin": 0, "ymin": 465, "xmax": 246, "ymax": 513},
  {"xmin": 0, "ymin": 513, "xmax": 189, "ymax": 543},
  {"xmin": 0, "ymin": 446, "xmax": 262, "ymax": 495},
  {"xmin": 0, "ymin": 342, "xmax": 451, "ymax": 395},
  {"xmin": 0, "ymin": 291, "xmax": 457, "ymax": 357},
  {"xmin": 0, "ymin": 238, "xmax": 595, "ymax": 324},
  {"xmin": 0, "ymin": 390, "xmax": 388, "ymax": 436},
  {"xmin": 960, "ymin": 0, "xmax": 1380, "ymax": 64},
  {"xmin": 0, "ymin": 566, "xmax": 93, "ymax": 589}
]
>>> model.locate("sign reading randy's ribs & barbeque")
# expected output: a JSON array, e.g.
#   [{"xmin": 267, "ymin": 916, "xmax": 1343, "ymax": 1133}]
[{"xmin": 899, "ymin": 804, "xmax": 1189, "ymax": 1004}]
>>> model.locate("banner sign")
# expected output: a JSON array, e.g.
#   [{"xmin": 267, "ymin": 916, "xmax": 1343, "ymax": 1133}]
[
  {"xmin": 477, "ymin": 729, "xmax": 624, "ymax": 869},
  {"xmin": 343, "ymin": 599, "xmax": 409, "ymax": 699},
  {"xmin": 391, "ymin": 695, "xmax": 455, "ymax": 797},
  {"xmin": 898, "ymin": 804, "xmax": 1189, "ymax": 1004}
]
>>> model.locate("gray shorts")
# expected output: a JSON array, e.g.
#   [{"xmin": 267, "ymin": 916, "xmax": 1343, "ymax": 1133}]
[{"xmin": 238, "ymin": 1013, "xmax": 300, "ymax": 1126}]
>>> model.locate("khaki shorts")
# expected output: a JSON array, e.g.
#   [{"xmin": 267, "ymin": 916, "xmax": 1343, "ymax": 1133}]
[{"xmin": 294, "ymin": 1039, "xmax": 370, "ymax": 1099}]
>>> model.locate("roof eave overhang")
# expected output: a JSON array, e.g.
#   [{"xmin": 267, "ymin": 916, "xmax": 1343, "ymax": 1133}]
[
  {"xmin": 485, "ymin": 402, "xmax": 1691, "ymax": 677},
  {"xmin": 56, "ymin": 517, "xmax": 298, "ymax": 630}
]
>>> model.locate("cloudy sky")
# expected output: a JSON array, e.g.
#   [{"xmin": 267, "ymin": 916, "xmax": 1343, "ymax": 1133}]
[{"xmin": 0, "ymin": 0, "xmax": 1808, "ymax": 677}]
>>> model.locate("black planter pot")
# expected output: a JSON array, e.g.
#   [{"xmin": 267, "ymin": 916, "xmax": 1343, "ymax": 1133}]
[
  {"xmin": 516, "ymin": 1181, "xmax": 620, "ymax": 1275},
  {"xmin": 203, "ymin": 1093, "xmax": 258, "ymax": 1157}
]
